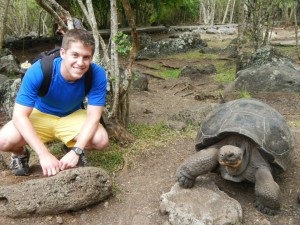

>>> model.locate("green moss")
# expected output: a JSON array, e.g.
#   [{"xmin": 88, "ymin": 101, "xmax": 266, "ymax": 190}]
[
  {"xmin": 213, "ymin": 62, "xmax": 236, "ymax": 83},
  {"xmin": 157, "ymin": 69, "xmax": 181, "ymax": 78},
  {"xmin": 237, "ymin": 89, "xmax": 252, "ymax": 98},
  {"xmin": 167, "ymin": 50, "xmax": 218, "ymax": 60},
  {"xmin": 289, "ymin": 120, "xmax": 300, "ymax": 128}
]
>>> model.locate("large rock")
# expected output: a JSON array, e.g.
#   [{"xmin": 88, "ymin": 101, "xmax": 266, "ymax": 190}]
[
  {"xmin": 137, "ymin": 36, "xmax": 207, "ymax": 59},
  {"xmin": 160, "ymin": 177, "xmax": 243, "ymax": 225},
  {"xmin": 0, "ymin": 167, "xmax": 112, "ymax": 218},
  {"xmin": 244, "ymin": 45, "xmax": 292, "ymax": 69},
  {"xmin": 222, "ymin": 46, "xmax": 300, "ymax": 99},
  {"xmin": 0, "ymin": 74, "xmax": 8, "ymax": 86},
  {"xmin": 0, "ymin": 78, "xmax": 21, "ymax": 119},
  {"xmin": 0, "ymin": 54, "xmax": 20, "ymax": 75},
  {"xmin": 179, "ymin": 64, "xmax": 216, "ymax": 80},
  {"xmin": 234, "ymin": 63, "xmax": 300, "ymax": 93},
  {"xmin": 131, "ymin": 70, "xmax": 149, "ymax": 91}
]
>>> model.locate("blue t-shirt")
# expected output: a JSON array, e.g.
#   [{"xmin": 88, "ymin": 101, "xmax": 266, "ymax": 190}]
[{"xmin": 16, "ymin": 58, "xmax": 106, "ymax": 117}]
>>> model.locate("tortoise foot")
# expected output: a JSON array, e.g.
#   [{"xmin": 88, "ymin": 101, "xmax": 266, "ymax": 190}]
[
  {"xmin": 176, "ymin": 173, "xmax": 195, "ymax": 189},
  {"xmin": 254, "ymin": 199, "xmax": 279, "ymax": 215}
]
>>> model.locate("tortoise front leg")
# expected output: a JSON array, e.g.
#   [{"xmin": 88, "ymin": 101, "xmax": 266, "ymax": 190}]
[
  {"xmin": 176, "ymin": 147, "xmax": 219, "ymax": 188},
  {"xmin": 254, "ymin": 166, "xmax": 280, "ymax": 215}
]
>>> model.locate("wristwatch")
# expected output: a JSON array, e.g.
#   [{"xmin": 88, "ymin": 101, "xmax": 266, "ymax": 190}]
[{"xmin": 71, "ymin": 147, "xmax": 84, "ymax": 156}]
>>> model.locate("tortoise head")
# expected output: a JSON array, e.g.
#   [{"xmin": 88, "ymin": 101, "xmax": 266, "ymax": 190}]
[{"xmin": 218, "ymin": 145, "xmax": 250, "ymax": 175}]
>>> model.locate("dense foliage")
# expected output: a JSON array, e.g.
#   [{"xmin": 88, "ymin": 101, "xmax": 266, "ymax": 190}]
[{"xmin": 3, "ymin": 0, "xmax": 299, "ymax": 39}]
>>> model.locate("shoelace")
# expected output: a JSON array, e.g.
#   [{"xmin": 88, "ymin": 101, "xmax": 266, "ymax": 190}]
[
  {"xmin": 79, "ymin": 155, "xmax": 88, "ymax": 165},
  {"xmin": 10, "ymin": 158, "xmax": 25, "ymax": 169}
]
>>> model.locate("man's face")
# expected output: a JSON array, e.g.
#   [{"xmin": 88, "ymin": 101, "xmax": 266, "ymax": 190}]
[{"xmin": 60, "ymin": 41, "xmax": 93, "ymax": 81}]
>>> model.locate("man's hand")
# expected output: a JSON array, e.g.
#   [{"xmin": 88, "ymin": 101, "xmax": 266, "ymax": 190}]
[
  {"xmin": 59, "ymin": 150, "xmax": 79, "ymax": 171},
  {"xmin": 38, "ymin": 152, "xmax": 61, "ymax": 177}
]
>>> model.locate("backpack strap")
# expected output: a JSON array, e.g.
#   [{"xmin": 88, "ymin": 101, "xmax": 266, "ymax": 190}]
[
  {"xmin": 38, "ymin": 54, "xmax": 57, "ymax": 96},
  {"xmin": 37, "ymin": 48, "xmax": 61, "ymax": 97},
  {"xmin": 84, "ymin": 66, "xmax": 93, "ymax": 95}
]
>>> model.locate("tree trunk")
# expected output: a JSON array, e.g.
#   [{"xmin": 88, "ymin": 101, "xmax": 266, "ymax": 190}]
[
  {"xmin": 120, "ymin": 0, "xmax": 138, "ymax": 126},
  {"xmin": 229, "ymin": 0, "xmax": 236, "ymax": 23},
  {"xmin": 0, "ymin": 0, "xmax": 10, "ymax": 53},
  {"xmin": 236, "ymin": 0, "xmax": 245, "ymax": 73},
  {"xmin": 200, "ymin": 0, "xmax": 215, "ymax": 25},
  {"xmin": 35, "ymin": 0, "xmax": 70, "ymax": 31},
  {"xmin": 294, "ymin": 0, "xmax": 300, "ymax": 59},
  {"xmin": 222, "ymin": 0, "xmax": 231, "ymax": 24},
  {"xmin": 282, "ymin": 1, "xmax": 290, "ymax": 27},
  {"xmin": 210, "ymin": 0, "xmax": 216, "ymax": 25},
  {"xmin": 110, "ymin": 0, "xmax": 121, "ymax": 121},
  {"xmin": 77, "ymin": 0, "xmax": 107, "ymax": 65},
  {"xmin": 200, "ymin": 1, "xmax": 208, "ymax": 24}
]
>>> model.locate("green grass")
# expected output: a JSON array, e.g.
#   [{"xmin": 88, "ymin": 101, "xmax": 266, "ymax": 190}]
[
  {"xmin": 153, "ymin": 50, "xmax": 222, "ymax": 79},
  {"xmin": 84, "ymin": 122, "xmax": 196, "ymax": 173},
  {"xmin": 205, "ymin": 39, "xmax": 232, "ymax": 48},
  {"xmin": 237, "ymin": 89, "xmax": 252, "ymax": 98},
  {"xmin": 213, "ymin": 62, "xmax": 236, "ymax": 83},
  {"xmin": 168, "ymin": 50, "xmax": 219, "ymax": 60},
  {"xmin": 87, "ymin": 147, "xmax": 124, "ymax": 172},
  {"xmin": 276, "ymin": 45, "xmax": 299, "ymax": 59},
  {"xmin": 288, "ymin": 120, "xmax": 300, "ymax": 128},
  {"xmin": 156, "ymin": 69, "xmax": 181, "ymax": 78}
]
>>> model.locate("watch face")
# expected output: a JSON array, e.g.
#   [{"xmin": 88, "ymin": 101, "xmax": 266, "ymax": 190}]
[{"xmin": 72, "ymin": 147, "xmax": 83, "ymax": 155}]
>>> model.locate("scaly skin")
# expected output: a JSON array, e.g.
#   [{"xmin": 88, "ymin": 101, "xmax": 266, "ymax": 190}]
[
  {"xmin": 254, "ymin": 166, "xmax": 280, "ymax": 215},
  {"xmin": 176, "ymin": 147, "xmax": 219, "ymax": 188}
]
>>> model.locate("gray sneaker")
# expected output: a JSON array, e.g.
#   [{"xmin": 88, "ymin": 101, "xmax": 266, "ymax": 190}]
[
  {"xmin": 10, "ymin": 147, "xmax": 30, "ymax": 176},
  {"xmin": 61, "ymin": 144, "xmax": 90, "ymax": 167}
]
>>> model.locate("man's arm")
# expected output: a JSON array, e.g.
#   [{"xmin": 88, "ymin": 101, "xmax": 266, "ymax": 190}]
[{"xmin": 12, "ymin": 103, "xmax": 60, "ymax": 176}]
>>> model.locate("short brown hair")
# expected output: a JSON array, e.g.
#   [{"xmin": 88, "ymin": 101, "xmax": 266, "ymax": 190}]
[{"xmin": 62, "ymin": 29, "xmax": 95, "ymax": 54}]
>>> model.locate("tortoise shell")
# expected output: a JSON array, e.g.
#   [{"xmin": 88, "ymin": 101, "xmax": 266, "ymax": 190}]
[{"xmin": 195, "ymin": 98, "xmax": 294, "ymax": 171}]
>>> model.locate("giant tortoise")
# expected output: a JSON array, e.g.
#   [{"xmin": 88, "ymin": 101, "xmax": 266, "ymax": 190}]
[{"xmin": 176, "ymin": 98, "xmax": 294, "ymax": 215}]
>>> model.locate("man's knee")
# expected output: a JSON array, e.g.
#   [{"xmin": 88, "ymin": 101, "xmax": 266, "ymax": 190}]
[
  {"xmin": 95, "ymin": 132, "xmax": 109, "ymax": 150},
  {"xmin": 0, "ymin": 121, "xmax": 25, "ymax": 151},
  {"xmin": 93, "ymin": 128, "xmax": 109, "ymax": 150}
]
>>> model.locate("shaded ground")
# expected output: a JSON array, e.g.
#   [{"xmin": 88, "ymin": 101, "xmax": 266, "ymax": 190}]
[{"xmin": 0, "ymin": 27, "xmax": 300, "ymax": 224}]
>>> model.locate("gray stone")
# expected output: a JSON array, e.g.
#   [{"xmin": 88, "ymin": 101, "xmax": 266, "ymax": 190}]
[
  {"xmin": 234, "ymin": 64, "xmax": 300, "ymax": 93},
  {"xmin": 137, "ymin": 37, "xmax": 207, "ymax": 59},
  {"xmin": 0, "ymin": 54, "xmax": 20, "ymax": 75},
  {"xmin": 179, "ymin": 65, "xmax": 216, "ymax": 80},
  {"xmin": 169, "ymin": 103, "xmax": 218, "ymax": 126},
  {"xmin": 160, "ymin": 177, "xmax": 242, "ymax": 225},
  {"xmin": 245, "ymin": 46, "xmax": 292, "ymax": 69},
  {"xmin": 206, "ymin": 28, "xmax": 220, "ymax": 34},
  {"xmin": 0, "ymin": 167, "xmax": 112, "ymax": 218},
  {"xmin": 0, "ymin": 78, "xmax": 21, "ymax": 119},
  {"xmin": 131, "ymin": 70, "xmax": 149, "ymax": 91},
  {"xmin": 165, "ymin": 120, "xmax": 187, "ymax": 131},
  {"xmin": 0, "ymin": 74, "xmax": 8, "ymax": 86},
  {"xmin": 217, "ymin": 27, "xmax": 237, "ymax": 35}
]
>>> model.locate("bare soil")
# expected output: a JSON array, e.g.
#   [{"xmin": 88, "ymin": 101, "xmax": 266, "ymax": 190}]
[{"xmin": 0, "ymin": 27, "xmax": 300, "ymax": 225}]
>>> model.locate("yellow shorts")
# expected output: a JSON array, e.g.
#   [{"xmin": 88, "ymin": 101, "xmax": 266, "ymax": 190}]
[{"xmin": 29, "ymin": 109, "xmax": 86, "ymax": 147}]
